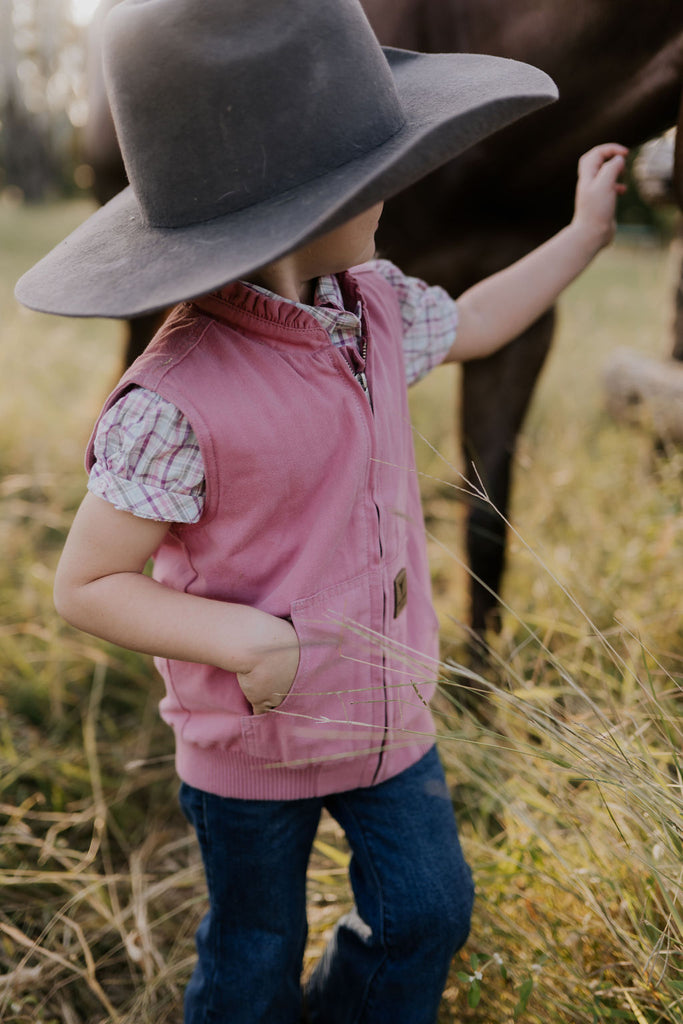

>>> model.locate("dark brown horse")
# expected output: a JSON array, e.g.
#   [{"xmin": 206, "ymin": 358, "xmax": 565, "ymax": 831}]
[{"xmin": 84, "ymin": 0, "xmax": 683, "ymax": 639}]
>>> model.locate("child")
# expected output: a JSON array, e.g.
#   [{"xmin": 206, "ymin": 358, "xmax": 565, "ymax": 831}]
[{"xmin": 16, "ymin": 1, "xmax": 626, "ymax": 1021}]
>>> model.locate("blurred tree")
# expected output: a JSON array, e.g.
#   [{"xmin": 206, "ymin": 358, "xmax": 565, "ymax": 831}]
[{"xmin": 0, "ymin": 0, "xmax": 88, "ymax": 200}]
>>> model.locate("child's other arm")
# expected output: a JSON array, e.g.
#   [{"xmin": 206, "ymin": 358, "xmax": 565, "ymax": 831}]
[
  {"xmin": 444, "ymin": 143, "xmax": 628, "ymax": 363},
  {"xmin": 53, "ymin": 493, "xmax": 299, "ymax": 714}
]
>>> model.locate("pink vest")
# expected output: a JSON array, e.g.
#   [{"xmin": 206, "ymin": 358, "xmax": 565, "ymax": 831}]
[{"xmin": 87, "ymin": 268, "xmax": 439, "ymax": 799}]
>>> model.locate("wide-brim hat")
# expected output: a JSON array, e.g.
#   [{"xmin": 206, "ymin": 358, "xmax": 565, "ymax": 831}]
[{"xmin": 16, "ymin": 0, "xmax": 558, "ymax": 319}]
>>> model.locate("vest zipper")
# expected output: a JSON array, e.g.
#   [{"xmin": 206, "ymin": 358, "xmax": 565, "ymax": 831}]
[
  {"xmin": 337, "ymin": 336, "xmax": 387, "ymax": 783},
  {"xmin": 371, "ymin": 586, "xmax": 388, "ymax": 785},
  {"xmin": 355, "ymin": 337, "xmax": 373, "ymax": 410},
  {"xmin": 361, "ymin": 332, "xmax": 388, "ymax": 784}
]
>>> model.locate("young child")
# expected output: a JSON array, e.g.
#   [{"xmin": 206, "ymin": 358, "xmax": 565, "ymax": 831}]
[{"xmin": 16, "ymin": 1, "xmax": 626, "ymax": 1021}]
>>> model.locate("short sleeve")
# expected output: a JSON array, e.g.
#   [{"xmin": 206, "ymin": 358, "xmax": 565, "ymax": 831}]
[
  {"xmin": 88, "ymin": 387, "xmax": 206, "ymax": 523},
  {"xmin": 368, "ymin": 258, "xmax": 459, "ymax": 385}
]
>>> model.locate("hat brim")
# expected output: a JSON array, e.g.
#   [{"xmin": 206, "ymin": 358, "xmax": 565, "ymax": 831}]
[{"xmin": 15, "ymin": 49, "xmax": 557, "ymax": 318}]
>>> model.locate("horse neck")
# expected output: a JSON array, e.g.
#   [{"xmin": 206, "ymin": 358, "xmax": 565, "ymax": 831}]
[{"xmin": 416, "ymin": 0, "xmax": 683, "ymax": 84}]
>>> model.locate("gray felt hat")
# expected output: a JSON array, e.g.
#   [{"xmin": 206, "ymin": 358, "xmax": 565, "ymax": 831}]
[{"xmin": 15, "ymin": 0, "xmax": 558, "ymax": 319}]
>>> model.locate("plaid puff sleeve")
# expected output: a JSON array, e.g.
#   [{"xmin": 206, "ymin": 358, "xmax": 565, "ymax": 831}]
[
  {"xmin": 88, "ymin": 387, "xmax": 205, "ymax": 523},
  {"xmin": 368, "ymin": 258, "xmax": 459, "ymax": 385}
]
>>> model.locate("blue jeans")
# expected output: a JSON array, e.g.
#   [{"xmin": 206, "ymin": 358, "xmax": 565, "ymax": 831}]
[{"xmin": 179, "ymin": 746, "xmax": 474, "ymax": 1024}]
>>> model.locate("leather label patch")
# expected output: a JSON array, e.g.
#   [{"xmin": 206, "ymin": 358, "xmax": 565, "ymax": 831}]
[{"xmin": 393, "ymin": 567, "xmax": 408, "ymax": 618}]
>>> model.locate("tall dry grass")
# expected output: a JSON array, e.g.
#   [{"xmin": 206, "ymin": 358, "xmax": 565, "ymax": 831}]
[
  {"xmin": 1, "ymin": 199, "xmax": 681, "ymax": 1022},
  {"xmin": 413, "ymin": 231, "xmax": 683, "ymax": 1022}
]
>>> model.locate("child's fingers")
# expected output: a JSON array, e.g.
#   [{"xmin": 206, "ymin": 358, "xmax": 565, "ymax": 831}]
[
  {"xmin": 578, "ymin": 143, "xmax": 628, "ymax": 182},
  {"xmin": 596, "ymin": 152, "xmax": 627, "ymax": 186}
]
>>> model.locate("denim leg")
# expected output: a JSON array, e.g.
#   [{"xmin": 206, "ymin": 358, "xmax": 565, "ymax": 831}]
[
  {"xmin": 305, "ymin": 747, "xmax": 474, "ymax": 1024},
  {"xmin": 180, "ymin": 783, "xmax": 322, "ymax": 1024}
]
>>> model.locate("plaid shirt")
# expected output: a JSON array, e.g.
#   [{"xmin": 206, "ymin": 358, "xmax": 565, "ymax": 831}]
[{"xmin": 88, "ymin": 260, "xmax": 458, "ymax": 523}]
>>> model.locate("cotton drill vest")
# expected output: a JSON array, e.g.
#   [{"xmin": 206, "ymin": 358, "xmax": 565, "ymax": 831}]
[{"xmin": 87, "ymin": 268, "xmax": 440, "ymax": 799}]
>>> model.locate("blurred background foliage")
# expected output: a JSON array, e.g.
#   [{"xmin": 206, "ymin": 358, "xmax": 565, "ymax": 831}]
[{"xmin": 0, "ymin": 0, "xmax": 99, "ymax": 203}]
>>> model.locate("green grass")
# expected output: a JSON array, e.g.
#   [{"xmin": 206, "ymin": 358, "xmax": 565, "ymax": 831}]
[{"xmin": 1, "ymin": 200, "xmax": 681, "ymax": 1022}]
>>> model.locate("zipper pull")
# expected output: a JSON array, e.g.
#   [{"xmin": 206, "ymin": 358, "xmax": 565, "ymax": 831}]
[{"xmin": 357, "ymin": 368, "xmax": 373, "ymax": 410}]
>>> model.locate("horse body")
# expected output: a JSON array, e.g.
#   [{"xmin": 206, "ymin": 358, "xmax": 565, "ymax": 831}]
[
  {"xmin": 363, "ymin": 0, "xmax": 683, "ymax": 636},
  {"xmin": 364, "ymin": 0, "xmax": 683, "ymax": 284},
  {"xmin": 85, "ymin": 0, "xmax": 683, "ymax": 638}
]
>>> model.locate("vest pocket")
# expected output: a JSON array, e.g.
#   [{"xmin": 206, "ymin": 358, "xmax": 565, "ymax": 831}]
[{"xmin": 240, "ymin": 572, "xmax": 387, "ymax": 767}]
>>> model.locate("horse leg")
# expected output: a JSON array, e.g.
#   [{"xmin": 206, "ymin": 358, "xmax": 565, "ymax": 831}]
[{"xmin": 460, "ymin": 308, "xmax": 555, "ymax": 641}]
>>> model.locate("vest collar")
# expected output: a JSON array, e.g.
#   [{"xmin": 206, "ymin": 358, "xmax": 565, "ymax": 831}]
[{"xmin": 190, "ymin": 273, "xmax": 366, "ymax": 350}]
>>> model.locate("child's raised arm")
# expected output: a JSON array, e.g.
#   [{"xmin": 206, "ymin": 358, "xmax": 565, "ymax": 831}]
[
  {"xmin": 445, "ymin": 143, "xmax": 628, "ymax": 363},
  {"xmin": 54, "ymin": 493, "xmax": 300, "ymax": 714}
]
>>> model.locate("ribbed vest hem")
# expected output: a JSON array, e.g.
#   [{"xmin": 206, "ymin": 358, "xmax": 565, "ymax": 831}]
[{"xmin": 174, "ymin": 735, "xmax": 435, "ymax": 800}]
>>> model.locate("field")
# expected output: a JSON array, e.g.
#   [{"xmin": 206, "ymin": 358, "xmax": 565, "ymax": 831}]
[{"xmin": 1, "ymin": 198, "xmax": 681, "ymax": 1023}]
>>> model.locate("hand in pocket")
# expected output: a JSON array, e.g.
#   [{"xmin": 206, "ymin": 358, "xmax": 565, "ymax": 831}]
[{"xmin": 236, "ymin": 615, "xmax": 300, "ymax": 715}]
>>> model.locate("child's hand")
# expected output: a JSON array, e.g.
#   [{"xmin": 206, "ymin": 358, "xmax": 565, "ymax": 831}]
[
  {"xmin": 235, "ymin": 613, "xmax": 301, "ymax": 715},
  {"xmin": 572, "ymin": 143, "xmax": 628, "ymax": 253}
]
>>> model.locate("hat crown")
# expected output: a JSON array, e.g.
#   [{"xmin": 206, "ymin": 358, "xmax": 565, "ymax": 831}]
[{"xmin": 103, "ymin": 0, "xmax": 406, "ymax": 228}]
